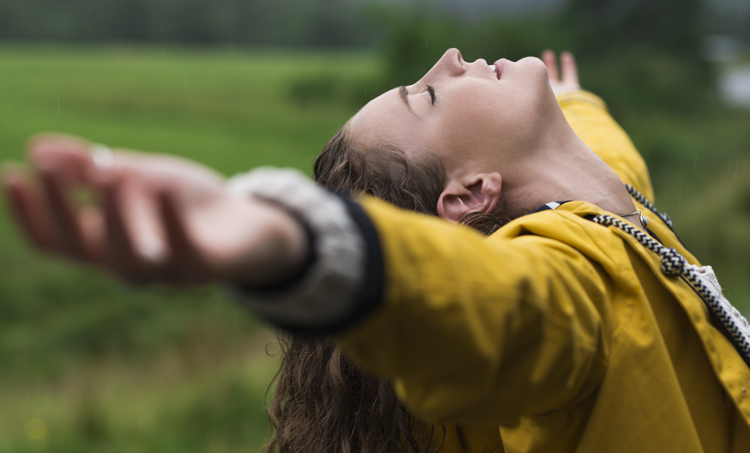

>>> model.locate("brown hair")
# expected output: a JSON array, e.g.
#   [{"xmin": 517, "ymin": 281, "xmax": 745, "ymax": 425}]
[
  {"xmin": 265, "ymin": 336, "xmax": 439, "ymax": 453},
  {"xmin": 313, "ymin": 127, "xmax": 445, "ymax": 216},
  {"xmin": 266, "ymin": 124, "xmax": 515, "ymax": 452},
  {"xmin": 313, "ymin": 126, "xmax": 516, "ymax": 234}
]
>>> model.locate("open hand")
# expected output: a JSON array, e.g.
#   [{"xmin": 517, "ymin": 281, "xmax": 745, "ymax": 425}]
[
  {"xmin": 1, "ymin": 134, "xmax": 307, "ymax": 287},
  {"xmin": 542, "ymin": 50, "xmax": 580, "ymax": 96}
]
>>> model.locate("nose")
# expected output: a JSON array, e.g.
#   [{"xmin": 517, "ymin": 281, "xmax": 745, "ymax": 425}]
[
  {"xmin": 418, "ymin": 48, "xmax": 467, "ymax": 85},
  {"xmin": 439, "ymin": 48, "xmax": 467, "ymax": 76}
]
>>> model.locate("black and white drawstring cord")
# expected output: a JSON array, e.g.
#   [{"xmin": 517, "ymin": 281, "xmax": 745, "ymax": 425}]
[
  {"xmin": 592, "ymin": 213, "xmax": 750, "ymax": 367},
  {"xmin": 625, "ymin": 183, "xmax": 674, "ymax": 230}
]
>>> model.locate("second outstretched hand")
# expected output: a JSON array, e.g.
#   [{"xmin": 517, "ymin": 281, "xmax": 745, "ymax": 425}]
[
  {"xmin": 1, "ymin": 134, "xmax": 308, "ymax": 287},
  {"xmin": 542, "ymin": 49, "xmax": 580, "ymax": 96}
]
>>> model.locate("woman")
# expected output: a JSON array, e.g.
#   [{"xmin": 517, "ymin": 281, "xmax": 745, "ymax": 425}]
[{"xmin": 3, "ymin": 50, "xmax": 750, "ymax": 452}]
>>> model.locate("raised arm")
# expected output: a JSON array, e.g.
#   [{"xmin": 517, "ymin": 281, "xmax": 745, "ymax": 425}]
[{"xmin": 543, "ymin": 50, "xmax": 655, "ymax": 202}]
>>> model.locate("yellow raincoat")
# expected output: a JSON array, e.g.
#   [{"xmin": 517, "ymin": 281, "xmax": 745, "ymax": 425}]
[{"xmin": 337, "ymin": 92, "xmax": 750, "ymax": 452}]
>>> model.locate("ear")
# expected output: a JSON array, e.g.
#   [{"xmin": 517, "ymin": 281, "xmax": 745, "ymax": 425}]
[{"xmin": 436, "ymin": 172, "xmax": 502, "ymax": 223}]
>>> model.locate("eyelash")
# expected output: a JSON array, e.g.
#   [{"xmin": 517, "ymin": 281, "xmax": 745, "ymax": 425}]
[{"xmin": 427, "ymin": 85, "xmax": 436, "ymax": 104}]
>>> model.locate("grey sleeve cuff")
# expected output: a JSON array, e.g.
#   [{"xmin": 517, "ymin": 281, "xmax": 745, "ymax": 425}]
[{"xmin": 224, "ymin": 167, "xmax": 366, "ymax": 329}]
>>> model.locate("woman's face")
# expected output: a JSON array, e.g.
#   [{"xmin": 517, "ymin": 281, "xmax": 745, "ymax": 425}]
[{"xmin": 349, "ymin": 48, "xmax": 556, "ymax": 179}]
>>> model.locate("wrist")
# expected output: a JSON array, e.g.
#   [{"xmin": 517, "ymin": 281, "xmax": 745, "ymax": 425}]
[
  {"xmin": 229, "ymin": 196, "xmax": 314, "ymax": 288},
  {"xmin": 224, "ymin": 167, "xmax": 367, "ymax": 330}
]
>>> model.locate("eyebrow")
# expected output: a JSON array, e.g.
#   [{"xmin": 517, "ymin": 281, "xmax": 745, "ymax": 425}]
[{"xmin": 399, "ymin": 86, "xmax": 414, "ymax": 113}]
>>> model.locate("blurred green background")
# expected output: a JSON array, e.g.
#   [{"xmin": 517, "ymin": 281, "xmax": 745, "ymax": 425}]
[{"xmin": 1, "ymin": 0, "xmax": 749, "ymax": 451}]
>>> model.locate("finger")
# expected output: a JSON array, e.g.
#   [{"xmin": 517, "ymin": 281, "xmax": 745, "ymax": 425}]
[
  {"xmin": 541, "ymin": 49, "xmax": 559, "ymax": 82},
  {"xmin": 101, "ymin": 178, "xmax": 145, "ymax": 280},
  {"xmin": 561, "ymin": 51, "xmax": 579, "ymax": 87},
  {"xmin": 40, "ymin": 166, "xmax": 91, "ymax": 260},
  {"xmin": 27, "ymin": 134, "xmax": 98, "ymax": 186},
  {"xmin": 79, "ymin": 206, "xmax": 105, "ymax": 261},
  {"xmin": 108, "ymin": 180, "xmax": 171, "ymax": 284},
  {"xmin": 157, "ymin": 190, "xmax": 209, "ymax": 285},
  {"xmin": 1, "ymin": 167, "xmax": 56, "ymax": 251}
]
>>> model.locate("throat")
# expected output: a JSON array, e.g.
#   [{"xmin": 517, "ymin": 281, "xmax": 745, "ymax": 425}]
[{"xmin": 508, "ymin": 147, "xmax": 644, "ymax": 229}]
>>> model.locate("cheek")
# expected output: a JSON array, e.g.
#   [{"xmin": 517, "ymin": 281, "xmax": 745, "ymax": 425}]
[
  {"xmin": 424, "ymin": 109, "xmax": 501, "ymax": 161},
  {"xmin": 432, "ymin": 98, "xmax": 543, "ymax": 162},
  {"xmin": 453, "ymin": 101, "xmax": 527, "ymax": 141},
  {"xmin": 420, "ymin": 78, "xmax": 548, "ymax": 160}
]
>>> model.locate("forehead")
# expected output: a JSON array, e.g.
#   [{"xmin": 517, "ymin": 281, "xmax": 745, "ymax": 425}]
[{"xmin": 349, "ymin": 88, "xmax": 424, "ymax": 151}]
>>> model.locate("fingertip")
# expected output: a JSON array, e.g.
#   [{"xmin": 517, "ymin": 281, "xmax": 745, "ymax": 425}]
[
  {"xmin": 27, "ymin": 132, "xmax": 89, "ymax": 148},
  {"xmin": 1, "ymin": 171, "xmax": 19, "ymax": 203},
  {"xmin": 2, "ymin": 170, "xmax": 53, "ymax": 252},
  {"xmin": 25, "ymin": 132, "xmax": 57, "ymax": 151},
  {"xmin": 26, "ymin": 133, "xmax": 93, "ymax": 164},
  {"xmin": 0, "ymin": 163, "xmax": 21, "ymax": 185},
  {"xmin": 26, "ymin": 133, "xmax": 65, "ymax": 158},
  {"xmin": 1, "ymin": 180, "xmax": 19, "ymax": 206},
  {"xmin": 1, "ymin": 165, "xmax": 28, "ymax": 201}
]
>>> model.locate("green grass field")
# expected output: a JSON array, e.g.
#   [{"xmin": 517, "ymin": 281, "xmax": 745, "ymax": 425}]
[{"xmin": 0, "ymin": 44, "xmax": 748, "ymax": 452}]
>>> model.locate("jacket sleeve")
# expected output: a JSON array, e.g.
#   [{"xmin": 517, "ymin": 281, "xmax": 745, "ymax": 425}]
[
  {"xmin": 335, "ymin": 197, "xmax": 610, "ymax": 425},
  {"xmin": 557, "ymin": 91, "xmax": 655, "ymax": 202}
]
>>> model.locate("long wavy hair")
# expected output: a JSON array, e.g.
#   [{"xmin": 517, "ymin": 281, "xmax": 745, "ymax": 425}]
[{"xmin": 265, "ymin": 124, "xmax": 516, "ymax": 453}]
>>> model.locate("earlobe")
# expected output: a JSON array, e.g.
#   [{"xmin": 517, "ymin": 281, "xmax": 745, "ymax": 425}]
[{"xmin": 437, "ymin": 172, "xmax": 502, "ymax": 223}]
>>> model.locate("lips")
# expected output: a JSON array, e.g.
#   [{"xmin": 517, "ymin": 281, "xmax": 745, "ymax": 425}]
[{"xmin": 493, "ymin": 59, "xmax": 506, "ymax": 80}]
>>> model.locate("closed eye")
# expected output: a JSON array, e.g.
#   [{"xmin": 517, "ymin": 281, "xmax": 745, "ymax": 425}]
[{"xmin": 427, "ymin": 85, "xmax": 436, "ymax": 104}]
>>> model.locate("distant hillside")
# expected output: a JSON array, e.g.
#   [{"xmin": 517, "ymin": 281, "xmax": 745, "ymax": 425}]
[{"xmin": 369, "ymin": 0, "xmax": 750, "ymax": 16}]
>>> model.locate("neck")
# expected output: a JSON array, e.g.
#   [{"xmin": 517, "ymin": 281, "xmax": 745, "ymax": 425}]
[{"xmin": 501, "ymin": 118, "xmax": 639, "ymax": 223}]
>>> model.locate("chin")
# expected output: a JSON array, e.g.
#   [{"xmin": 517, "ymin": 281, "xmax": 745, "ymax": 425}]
[
  {"xmin": 517, "ymin": 56, "xmax": 547, "ymax": 72},
  {"xmin": 516, "ymin": 56, "xmax": 552, "ymax": 88}
]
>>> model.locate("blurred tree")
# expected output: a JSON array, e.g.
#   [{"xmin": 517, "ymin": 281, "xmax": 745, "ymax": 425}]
[
  {"xmin": 562, "ymin": 0, "xmax": 714, "ymax": 114},
  {"xmin": 564, "ymin": 0, "xmax": 704, "ymax": 57},
  {"xmin": 304, "ymin": 0, "xmax": 367, "ymax": 48},
  {"xmin": 0, "ymin": 0, "xmax": 379, "ymax": 48},
  {"xmin": 172, "ymin": 0, "xmax": 220, "ymax": 45},
  {"xmin": 0, "ymin": 2, "xmax": 11, "ymax": 40},
  {"xmin": 378, "ymin": 7, "xmax": 567, "ymax": 89},
  {"xmin": 110, "ymin": 0, "xmax": 152, "ymax": 42}
]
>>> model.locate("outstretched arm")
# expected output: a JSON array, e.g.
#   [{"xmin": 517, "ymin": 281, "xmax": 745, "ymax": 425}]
[
  {"xmin": 1, "ymin": 134, "xmax": 309, "ymax": 287},
  {"xmin": 542, "ymin": 50, "xmax": 656, "ymax": 202}
]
